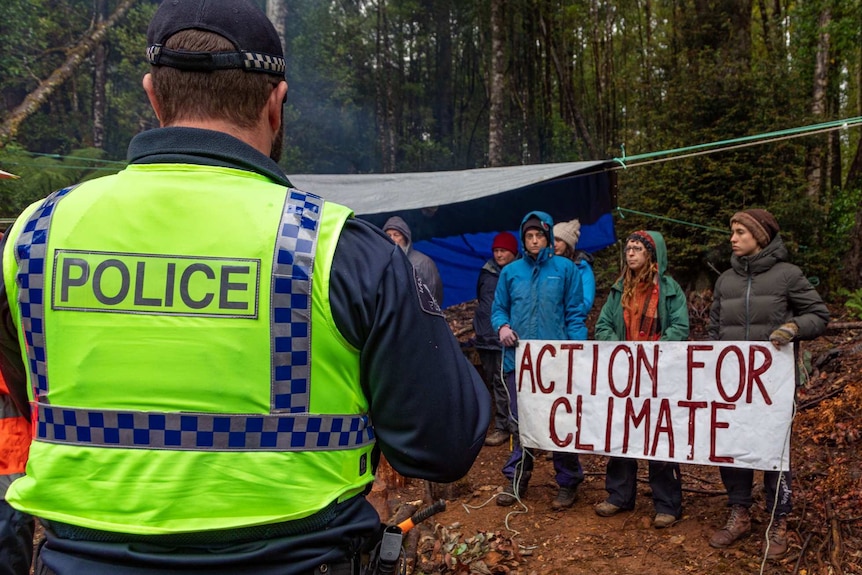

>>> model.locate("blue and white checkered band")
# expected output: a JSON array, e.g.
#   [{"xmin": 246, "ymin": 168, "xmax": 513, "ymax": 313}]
[
  {"xmin": 243, "ymin": 51, "xmax": 286, "ymax": 75},
  {"xmin": 271, "ymin": 189, "xmax": 321, "ymax": 413},
  {"xmin": 14, "ymin": 185, "xmax": 78, "ymax": 401},
  {"xmin": 15, "ymin": 185, "xmax": 375, "ymax": 452},
  {"xmin": 35, "ymin": 403, "xmax": 374, "ymax": 451},
  {"xmin": 146, "ymin": 45, "xmax": 286, "ymax": 76}
]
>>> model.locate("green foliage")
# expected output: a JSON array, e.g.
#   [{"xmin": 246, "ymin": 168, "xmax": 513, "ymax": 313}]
[
  {"xmin": 0, "ymin": 145, "xmax": 122, "ymax": 218},
  {"xmin": 837, "ymin": 288, "xmax": 862, "ymax": 320}
]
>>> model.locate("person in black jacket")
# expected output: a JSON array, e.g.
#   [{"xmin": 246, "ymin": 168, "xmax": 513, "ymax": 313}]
[
  {"xmin": 707, "ymin": 209, "xmax": 828, "ymax": 560},
  {"xmin": 472, "ymin": 232, "xmax": 519, "ymax": 447}
]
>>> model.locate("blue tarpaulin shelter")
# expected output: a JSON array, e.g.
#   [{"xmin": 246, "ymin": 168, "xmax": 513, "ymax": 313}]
[{"xmin": 291, "ymin": 161, "xmax": 617, "ymax": 308}]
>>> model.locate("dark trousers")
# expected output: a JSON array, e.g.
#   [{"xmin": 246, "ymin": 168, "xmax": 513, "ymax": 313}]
[
  {"xmin": 500, "ymin": 372, "xmax": 583, "ymax": 489},
  {"xmin": 477, "ymin": 349, "xmax": 511, "ymax": 433},
  {"xmin": 0, "ymin": 499, "xmax": 34, "ymax": 575},
  {"xmin": 604, "ymin": 457, "xmax": 682, "ymax": 518},
  {"xmin": 719, "ymin": 466, "xmax": 792, "ymax": 517}
]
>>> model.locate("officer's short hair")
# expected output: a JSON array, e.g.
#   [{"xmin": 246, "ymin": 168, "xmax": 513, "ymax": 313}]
[{"xmin": 149, "ymin": 29, "xmax": 281, "ymax": 128}]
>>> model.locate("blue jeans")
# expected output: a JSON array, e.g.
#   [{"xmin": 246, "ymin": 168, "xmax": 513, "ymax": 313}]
[{"xmin": 500, "ymin": 372, "xmax": 584, "ymax": 488}]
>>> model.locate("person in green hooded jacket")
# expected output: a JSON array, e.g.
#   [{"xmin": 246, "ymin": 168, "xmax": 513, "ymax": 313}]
[{"xmin": 592, "ymin": 230, "xmax": 689, "ymax": 529}]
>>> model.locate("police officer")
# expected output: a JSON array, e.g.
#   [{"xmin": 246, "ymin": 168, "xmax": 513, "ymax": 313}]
[{"xmin": 0, "ymin": 1, "xmax": 490, "ymax": 574}]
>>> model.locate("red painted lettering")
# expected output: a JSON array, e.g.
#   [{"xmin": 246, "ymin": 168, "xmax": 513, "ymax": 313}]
[
  {"xmin": 636, "ymin": 343, "xmax": 660, "ymax": 397},
  {"xmin": 678, "ymin": 400, "xmax": 707, "ymax": 461},
  {"xmin": 709, "ymin": 401, "xmax": 735, "ymax": 464},
  {"xmin": 574, "ymin": 394, "xmax": 594, "ymax": 450},
  {"xmin": 715, "ymin": 346, "xmax": 745, "ymax": 402},
  {"xmin": 517, "ymin": 342, "xmax": 535, "ymax": 393},
  {"xmin": 687, "ymin": 344, "xmax": 713, "ymax": 400},
  {"xmin": 536, "ymin": 344, "xmax": 556, "ymax": 393},
  {"xmin": 591, "ymin": 344, "xmax": 599, "ymax": 395},
  {"xmin": 608, "ymin": 345, "xmax": 634, "ymax": 397},
  {"xmin": 604, "ymin": 397, "xmax": 614, "ymax": 452},
  {"xmin": 623, "ymin": 398, "xmax": 650, "ymax": 456},
  {"xmin": 650, "ymin": 398, "xmax": 674, "ymax": 457},
  {"xmin": 560, "ymin": 343, "xmax": 583, "ymax": 394},
  {"xmin": 746, "ymin": 345, "xmax": 773, "ymax": 405},
  {"xmin": 549, "ymin": 397, "xmax": 572, "ymax": 447}
]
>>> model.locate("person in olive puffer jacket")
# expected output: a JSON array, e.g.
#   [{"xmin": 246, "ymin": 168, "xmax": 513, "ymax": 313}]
[{"xmin": 707, "ymin": 208, "xmax": 829, "ymax": 560}]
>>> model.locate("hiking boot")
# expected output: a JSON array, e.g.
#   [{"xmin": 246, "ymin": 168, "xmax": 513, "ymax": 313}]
[
  {"xmin": 496, "ymin": 472, "xmax": 531, "ymax": 507},
  {"xmin": 763, "ymin": 517, "xmax": 788, "ymax": 560},
  {"xmin": 594, "ymin": 500, "xmax": 623, "ymax": 517},
  {"xmin": 551, "ymin": 486, "xmax": 577, "ymax": 510},
  {"xmin": 484, "ymin": 430, "xmax": 509, "ymax": 447},
  {"xmin": 653, "ymin": 513, "xmax": 678, "ymax": 529},
  {"xmin": 709, "ymin": 505, "xmax": 751, "ymax": 548}
]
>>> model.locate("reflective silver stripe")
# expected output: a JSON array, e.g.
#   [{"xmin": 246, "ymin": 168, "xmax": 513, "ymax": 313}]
[
  {"xmin": 16, "ymin": 184, "xmax": 373, "ymax": 452},
  {"xmin": 270, "ymin": 189, "xmax": 321, "ymax": 413},
  {"xmin": 14, "ymin": 186, "xmax": 78, "ymax": 400},
  {"xmin": 36, "ymin": 404, "xmax": 374, "ymax": 451}
]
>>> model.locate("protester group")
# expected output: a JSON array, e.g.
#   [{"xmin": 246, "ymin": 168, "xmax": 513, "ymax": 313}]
[
  {"xmin": 471, "ymin": 208, "xmax": 829, "ymax": 561},
  {"xmin": 0, "ymin": 0, "xmax": 830, "ymax": 573}
]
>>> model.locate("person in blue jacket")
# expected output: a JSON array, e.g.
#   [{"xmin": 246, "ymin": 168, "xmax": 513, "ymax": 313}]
[
  {"xmin": 553, "ymin": 218, "xmax": 596, "ymax": 317},
  {"xmin": 491, "ymin": 211, "xmax": 588, "ymax": 510}
]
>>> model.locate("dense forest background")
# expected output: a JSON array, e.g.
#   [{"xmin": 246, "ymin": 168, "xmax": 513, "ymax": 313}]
[{"xmin": 1, "ymin": 0, "xmax": 862, "ymax": 297}]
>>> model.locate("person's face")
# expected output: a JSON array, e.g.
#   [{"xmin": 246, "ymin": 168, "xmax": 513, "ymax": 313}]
[
  {"xmin": 493, "ymin": 248, "xmax": 516, "ymax": 267},
  {"xmin": 625, "ymin": 240, "xmax": 649, "ymax": 272},
  {"xmin": 554, "ymin": 238, "xmax": 567, "ymax": 256},
  {"xmin": 524, "ymin": 229, "xmax": 548, "ymax": 257},
  {"xmin": 386, "ymin": 229, "xmax": 407, "ymax": 247},
  {"xmin": 730, "ymin": 223, "xmax": 761, "ymax": 257}
]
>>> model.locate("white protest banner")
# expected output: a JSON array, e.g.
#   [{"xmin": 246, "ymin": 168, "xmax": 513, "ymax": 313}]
[{"xmin": 515, "ymin": 340, "xmax": 795, "ymax": 471}]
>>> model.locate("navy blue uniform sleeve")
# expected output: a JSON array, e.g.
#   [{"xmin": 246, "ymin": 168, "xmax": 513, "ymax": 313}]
[{"xmin": 329, "ymin": 218, "xmax": 491, "ymax": 482}]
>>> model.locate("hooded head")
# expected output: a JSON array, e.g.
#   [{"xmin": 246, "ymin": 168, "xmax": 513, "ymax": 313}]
[
  {"xmin": 383, "ymin": 216, "xmax": 412, "ymax": 248},
  {"xmin": 730, "ymin": 209, "xmax": 779, "ymax": 248},
  {"xmin": 519, "ymin": 211, "xmax": 554, "ymax": 260},
  {"xmin": 624, "ymin": 230, "xmax": 669, "ymax": 276}
]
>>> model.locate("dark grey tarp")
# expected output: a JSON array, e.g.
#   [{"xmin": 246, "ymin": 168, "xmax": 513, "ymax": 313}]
[{"xmin": 289, "ymin": 160, "xmax": 616, "ymax": 242}]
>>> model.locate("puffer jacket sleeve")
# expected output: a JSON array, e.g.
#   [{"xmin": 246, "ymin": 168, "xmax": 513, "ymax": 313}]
[{"xmin": 784, "ymin": 265, "xmax": 829, "ymax": 339}]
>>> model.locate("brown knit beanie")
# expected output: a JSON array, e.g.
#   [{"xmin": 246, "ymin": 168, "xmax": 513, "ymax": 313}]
[
  {"xmin": 730, "ymin": 209, "xmax": 780, "ymax": 248},
  {"xmin": 553, "ymin": 219, "xmax": 581, "ymax": 249}
]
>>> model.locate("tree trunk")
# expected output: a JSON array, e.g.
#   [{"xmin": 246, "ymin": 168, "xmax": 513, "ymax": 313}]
[
  {"xmin": 487, "ymin": 0, "xmax": 504, "ymax": 167},
  {"xmin": 375, "ymin": 1, "xmax": 396, "ymax": 173},
  {"xmin": 266, "ymin": 0, "xmax": 287, "ymax": 56},
  {"xmin": 92, "ymin": 0, "xmax": 108, "ymax": 149},
  {"xmin": 805, "ymin": 7, "xmax": 831, "ymax": 200},
  {"xmin": 0, "ymin": 0, "xmax": 138, "ymax": 147},
  {"xmin": 433, "ymin": 0, "xmax": 453, "ymax": 147}
]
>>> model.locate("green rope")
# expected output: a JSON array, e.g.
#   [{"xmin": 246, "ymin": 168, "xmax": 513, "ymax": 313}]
[
  {"xmin": 612, "ymin": 115, "xmax": 862, "ymax": 165},
  {"xmin": 22, "ymin": 151, "xmax": 128, "ymax": 165},
  {"xmin": 616, "ymin": 207, "xmax": 727, "ymax": 234}
]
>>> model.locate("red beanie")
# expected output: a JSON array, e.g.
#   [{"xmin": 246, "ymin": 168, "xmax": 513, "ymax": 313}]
[{"xmin": 492, "ymin": 232, "xmax": 519, "ymax": 255}]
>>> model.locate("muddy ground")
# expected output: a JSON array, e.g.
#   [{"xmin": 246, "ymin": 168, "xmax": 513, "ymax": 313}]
[{"xmin": 367, "ymin": 300, "xmax": 862, "ymax": 575}]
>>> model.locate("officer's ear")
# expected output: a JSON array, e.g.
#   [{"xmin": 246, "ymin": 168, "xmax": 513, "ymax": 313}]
[
  {"xmin": 266, "ymin": 81, "xmax": 288, "ymax": 132},
  {"xmin": 142, "ymin": 73, "xmax": 164, "ymax": 126}
]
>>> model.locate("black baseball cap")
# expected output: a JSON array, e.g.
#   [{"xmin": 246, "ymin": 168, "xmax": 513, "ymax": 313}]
[{"xmin": 147, "ymin": 0, "xmax": 286, "ymax": 77}]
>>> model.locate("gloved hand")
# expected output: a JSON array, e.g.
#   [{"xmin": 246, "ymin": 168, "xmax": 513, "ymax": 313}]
[
  {"xmin": 769, "ymin": 322, "xmax": 798, "ymax": 348},
  {"xmin": 498, "ymin": 325, "xmax": 518, "ymax": 347}
]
